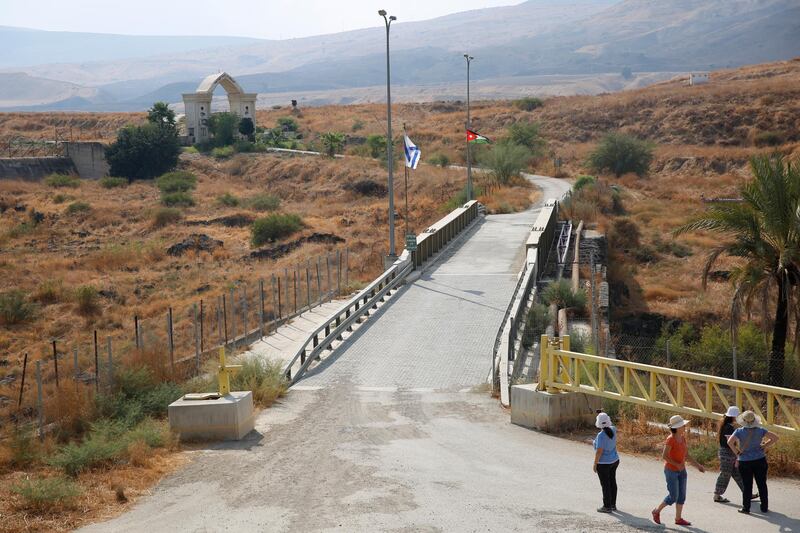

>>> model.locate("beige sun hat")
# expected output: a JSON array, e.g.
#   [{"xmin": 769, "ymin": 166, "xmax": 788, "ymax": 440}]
[
  {"xmin": 667, "ymin": 415, "xmax": 689, "ymax": 429},
  {"xmin": 596, "ymin": 412, "xmax": 613, "ymax": 429},
  {"xmin": 725, "ymin": 406, "xmax": 741, "ymax": 418},
  {"xmin": 737, "ymin": 410, "xmax": 762, "ymax": 428}
]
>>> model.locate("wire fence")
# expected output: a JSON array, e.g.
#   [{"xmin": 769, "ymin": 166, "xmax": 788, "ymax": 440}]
[{"xmin": 0, "ymin": 247, "xmax": 352, "ymax": 439}]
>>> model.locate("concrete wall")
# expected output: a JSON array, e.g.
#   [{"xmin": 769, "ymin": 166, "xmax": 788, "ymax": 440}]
[
  {"xmin": 0, "ymin": 157, "xmax": 76, "ymax": 180},
  {"xmin": 64, "ymin": 142, "xmax": 109, "ymax": 179}
]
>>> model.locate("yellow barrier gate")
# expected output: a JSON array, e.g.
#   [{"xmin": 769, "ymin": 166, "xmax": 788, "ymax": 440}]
[{"xmin": 537, "ymin": 335, "xmax": 800, "ymax": 434}]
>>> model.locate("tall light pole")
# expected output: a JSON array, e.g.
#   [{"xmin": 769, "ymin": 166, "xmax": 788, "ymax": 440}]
[
  {"xmin": 464, "ymin": 54, "xmax": 474, "ymax": 202},
  {"xmin": 380, "ymin": 9, "xmax": 397, "ymax": 264}
]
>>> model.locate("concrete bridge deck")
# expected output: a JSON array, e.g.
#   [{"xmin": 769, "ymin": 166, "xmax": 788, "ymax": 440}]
[{"xmin": 80, "ymin": 175, "xmax": 800, "ymax": 533}]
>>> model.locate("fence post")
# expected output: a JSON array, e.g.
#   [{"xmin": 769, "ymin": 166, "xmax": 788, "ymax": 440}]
[
  {"xmin": 277, "ymin": 276, "xmax": 282, "ymax": 320},
  {"xmin": 316, "ymin": 258, "xmax": 322, "ymax": 306},
  {"xmin": 36, "ymin": 360, "xmax": 44, "ymax": 441},
  {"xmin": 18, "ymin": 353, "xmax": 28, "ymax": 408},
  {"xmin": 306, "ymin": 266, "xmax": 311, "ymax": 310},
  {"xmin": 259, "ymin": 280, "xmax": 265, "ymax": 338},
  {"xmin": 193, "ymin": 303, "xmax": 200, "ymax": 375},
  {"xmin": 337, "ymin": 250, "xmax": 342, "ymax": 296},
  {"xmin": 52, "ymin": 339, "xmax": 59, "ymax": 388},
  {"xmin": 326, "ymin": 254, "xmax": 332, "ymax": 300},
  {"xmin": 200, "ymin": 299, "xmax": 205, "ymax": 353},
  {"xmin": 106, "ymin": 336, "xmax": 113, "ymax": 388},
  {"xmin": 731, "ymin": 342, "xmax": 738, "ymax": 380},
  {"xmin": 93, "ymin": 330, "xmax": 99, "ymax": 391},
  {"xmin": 134, "ymin": 315, "xmax": 140, "ymax": 349},
  {"xmin": 222, "ymin": 293, "xmax": 229, "ymax": 344},
  {"xmin": 284, "ymin": 268, "xmax": 290, "ymax": 313},
  {"xmin": 229, "ymin": 288, "xmax": 237, "ymax": 349},
  {"xmin": 168, "ymin": 307, "xmax": 175, "ymax": 373},
  {"xmin": 345, "ymin": 248, "xmax": 349, "ymax": 289},
  {"xmin": 242, "ymin": 286, "xmax": 249, "ymax": 339}
]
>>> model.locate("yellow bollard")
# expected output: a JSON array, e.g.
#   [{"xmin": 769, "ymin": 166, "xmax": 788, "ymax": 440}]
[
  {"xmin": 538, "ymin": 334, "xmax": 550, "ymax": 391},
  {"xmin": 217, "ymin": 347, "xmax": 242, "ymax": 396}
]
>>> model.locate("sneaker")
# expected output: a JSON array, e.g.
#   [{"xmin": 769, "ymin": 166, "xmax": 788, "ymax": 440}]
[
  {"xmin": 738, "ymin": 508, "xmax": 750, "ymax": 514},
  {"xmin": 651, "ymin": 509, "xmax": 661, "ymax": 525},
  {"xmin": 597, "ymin": 507, "xmax": 613, "ymax": 513},
  {"xmin": 611, "ymin": 506, "xmax": 617, "ymax": 511},
  {"xmin": 675, "ymin": 518, "xmax": 692, "ymax": 526},
  {"xmin": 752, "ymin": 493, "xmax": 760, "ymax": 500},
  {"xmin": 714, "ymin": 495, "xmax": 730, "ymax": 503}
]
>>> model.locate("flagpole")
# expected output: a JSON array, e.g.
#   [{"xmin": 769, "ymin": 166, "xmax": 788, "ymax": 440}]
[
  {"xmin": 403, "ymin": 125, "xmax": 410, "ymax": 238},
  {"xmin": 464, "ymin": 54, "xmax": 474, "ymax": 202},
  {"xmin": 380, "ymin": 10, "xmax": 397, "ymax": 266}
]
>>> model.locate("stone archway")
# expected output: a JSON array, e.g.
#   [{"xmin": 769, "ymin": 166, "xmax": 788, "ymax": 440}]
[{"xmin": 182, "ymin": 72, "xmax": 257, "ymax": 144}]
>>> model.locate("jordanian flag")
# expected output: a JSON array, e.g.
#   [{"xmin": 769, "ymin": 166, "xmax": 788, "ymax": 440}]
[{"xmin": 466, "ymin": 129, "xmax": 490, "ymax": 144}]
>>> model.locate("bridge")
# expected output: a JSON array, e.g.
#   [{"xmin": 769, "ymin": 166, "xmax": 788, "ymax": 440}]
[{"xmin": 82, "ymin": 175, "xmax": 800, "ymax": 532}]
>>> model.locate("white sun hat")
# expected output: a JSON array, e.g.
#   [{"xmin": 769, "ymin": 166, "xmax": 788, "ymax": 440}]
[
  {"xmin": 667, "ymin": 415, "xmax": 689, "ymax": 429},
  {"xmin": 725, "ymin": 406, "xmax": 741, "ymax": 418},
  {"xmin": 595, "ymin": 412, "xmax": 613, "ymax": 429},
  {"xmin": 737, "ymin": 410, "xmax": 762, "ymax": 429}
]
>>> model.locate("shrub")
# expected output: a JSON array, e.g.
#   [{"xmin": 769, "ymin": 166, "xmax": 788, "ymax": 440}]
[
  {"xmin": 52, "ymin": 193, "xmax": 70, "ymax": 204},
  {"xmin": 156, "ymin": 171, "xmax": 196, "ymax": 194},
  {"xmin": 321, "ymin": 132, "xmax": 346, "ymax": 157},
  {"xmin": 212, "ymin": 146, "xmax": 235, "ymax": 159},
  {"xmin": 217, "ymin": 192, "xmax": 240, "ymax": 207},
  {"xmin": 522, "ymin": 303, "xmax": 551, "ymax": 349},
  {"xmin": 238, "ymin": 117, "xmax": 255, "ymax": 139},
  {"xmin": 65, "ymin": 201, "xmax": 91, "ymax": 215},
  {"xmin": 608, "ymin": 218, "xmax": 641, "ymax": 251},
  {"xmin": 44, "ymin": 174, "xmax": 80, "ymax": 188},
  {"xmin": 233, "ymin": 140, "xmax": 255, "ymax": 153},
  {"xmin": 513, "ymin": 97, "xmax": 544, "ymax": 111},
  {"xmin": 541, "ymin": 279, "xmax": 587, "ymax": 311},
  {"xmin": 161, "ymin": 192, "xmax": 195, "ymax": 207},
  {"xmin": 9, "ymin": 426, "xmax": 39, "ymax": 467},
  {"xmin": 251, "ymin": 213, "xmax": 303, "ymax": 246},
  {"xmin": 0, "ymin": 290, "xmax": 37, "ymax": 325},
  {"xmin": 95, "ymin": 367, "xmax": 183, "ymax": 425},
  {"xmin": 105, "ymin": 122, "xmax": 180, "ymax": 180},
  {"xmin": 480, "ymin": 142, "xmax": 531, "ymax": 184},
  {"xmin": 75, "ymin": 285, "xmax": 99, "ymax": 315},
  {"xmin": 365, "ymin": 134, "xmax": 387, "ymax": 158},
  {"xmin": 573, "ymin": 175, "xmax": 596, "ymax": 191},
  {"xmin": 351, "ymin": 119, "xmax": 364, "ymax": 132},
  {"xmin": 152, "ymin": 207, "xmax": 182, "ymax": 228},
  {"xmin": 506, "ymin": 121, "xmax": 545, "ymax": 155},
  {"xmin": 689, "ymin": 440, "xmax": 719, "ymax": 467},
  {"xmin": 34, "ymin": 279, "xmax": 64, "ymax": 305},
  {"xmin": 208, "ymin": 112, "xmax": 240, "ymax": 146},
  {"xmin": 184, "ymin": 358, "xmax": 287, "ymax": 407},
  {"xmin": 11, "ymin": 477, "xmax": 81, "ymax": 510},
  {"xmin": 277, "ymin": 117, "xmax": 299, "ymax": 132},
  {"xmin": 248, "ymin": 194, "xmax": 281, "ymax": 212},
  {"xmin": 754, "ymin": 130, "xmax": 784, "ymax": 147},
  {"xmin": 99, "ymin": 176, "xmax": 128, "ymax": 188},
  {"xmin": 48, "ymin": 427, "xmax": 124, "ymax": 476},
  {"xmin": 445, "ymin": 183, "xmax": 485, "ymax": 211},
  {"xmin": 428, "ymin": 153, "xmax": 451, "ymax": 168},
  {"xmin": 589, "ymin": 132, "xmax": 654, "ymax": 177}
]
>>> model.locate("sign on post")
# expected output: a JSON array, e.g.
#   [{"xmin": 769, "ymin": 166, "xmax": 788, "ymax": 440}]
[{"xmin": 405, "ymin": 234, "xmax": 417, "ymax": 252}]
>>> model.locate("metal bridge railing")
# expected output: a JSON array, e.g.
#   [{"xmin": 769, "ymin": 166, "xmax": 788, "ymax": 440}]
[{"xmin": 538, "ymin": 335, "xmax": 800, "ymax": 434}]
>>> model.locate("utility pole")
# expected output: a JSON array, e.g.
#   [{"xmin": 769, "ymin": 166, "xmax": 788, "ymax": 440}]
[
  {"xmin": 464, "ymin": 54, "xmax": 474, "ymax": 202},
  {"xmin": 380, "ymin": 9, "xmax": 398, "ymax": 266}
]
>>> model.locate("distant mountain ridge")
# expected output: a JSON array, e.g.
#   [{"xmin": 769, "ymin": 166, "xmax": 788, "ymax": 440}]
[{"xmin": 1, "ymin": 0, "xmax": 799, "ymax": 111}]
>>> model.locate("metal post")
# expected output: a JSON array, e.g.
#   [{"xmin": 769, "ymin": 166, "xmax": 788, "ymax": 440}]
[
  {"xmin": 193, "ymin": 303, "xmax": 200, "ymax": 374},
  {"xmin": 306, "ymin": 266, "xmax": 311, "ymax": 310},
  {"xmin": 345, "ymin": 248, "xmax": 350, "ymax": 288},
  {"xmin": 259, "ymin": 280, "xmax": 265, "ymax": 338},
  {"xmin": 200, "ymin": 299, "xmax": 205, "ymax": 353},
  {"xmin": 167, "ymin": 307, "xmax": 175, "ymax": 372},
  {"xmin": 293, "ymin": 270, "xmax": 298, "ymax": 313},
  {"xmin": 134, "ymin": 315, "xmax": 140, "ymax": 348},
  {"xmin": 18, "ymin": 353, "xmax": 28, "ymax": 408},
  {"xmin": 36, "ymin": 360, "xmax": 43, "ymax": 441},
  {"xmin": 316, "ymin": 259, "xmax": 322, "ymax": 306},
  {"xmin": 93, "ymin": 330, "xmax": 99, "ymax": 391},
  {"xmin": 106, "ymin": 336, "xmax": 113, "ymax": 388},
  {"xmin": 52, "ymin": 339, "xmax": 59, "ymax": 388},
  {"xmin": 326, "ymin": 254, "xmax": 332, "ymax": 299},
  {"xmin": 277, "ymin": 277, "xmax": 282, "ymax": 319},
  {"xmin": 229, "ymin": 288, "xmax": 237, "ymax": 348},
  {"xmin": 337, "ymin": 250, "xmax": 342, "ymax": 295},
  {"xmin": 222, "ymin": 294, "xmax": 229, "ymax": 344},
  {"xmin": 242, "ymin": 286, "xmax": 249, "ymax": 338},
  {"xmin": 380, "ymin": 10, "xmax": 397, "ymax": 260},
  {"xmin": 465, "ymin": 54, "xmax": 474, "ymax": 201}
]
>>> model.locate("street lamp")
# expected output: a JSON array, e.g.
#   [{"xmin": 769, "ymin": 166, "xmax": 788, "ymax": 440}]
[
  {"xmin": 380, "ymin": 9, "xmax": 397, "ymax": 265},
  {"xmin": 464, "ymin": 54, "xmax": 474, "ymax": 202}
]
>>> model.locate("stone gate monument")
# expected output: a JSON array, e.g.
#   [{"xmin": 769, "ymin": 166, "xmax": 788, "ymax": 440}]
[{"xmin": 182, "ymin": 72, "xmax": 257, "ymax": 145}]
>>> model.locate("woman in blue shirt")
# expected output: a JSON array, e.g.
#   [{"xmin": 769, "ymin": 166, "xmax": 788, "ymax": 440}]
[
  {"xmin": 727, "ymin": 410, "xmax": 780, "ymax": 514},
  {"xmin": 593, "ymin": 412, "xmax": 620, "ymax": 513}
]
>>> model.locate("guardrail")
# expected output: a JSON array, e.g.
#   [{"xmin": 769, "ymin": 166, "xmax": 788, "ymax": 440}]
[
  {"xmin": 283, "ymin": 200, "xmax": 480, "ymax": 385},
  {"xmin": 538, "ymin": 335, "xmax": 800, "ymax": 434}
]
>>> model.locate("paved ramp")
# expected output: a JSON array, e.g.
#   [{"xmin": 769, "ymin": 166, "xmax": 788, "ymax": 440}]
[{"xmin": 81, "ymin": 176, "xmax": 800, "ymax": 533}]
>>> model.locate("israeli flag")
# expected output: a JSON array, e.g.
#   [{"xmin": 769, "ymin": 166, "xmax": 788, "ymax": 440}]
[{"xmin": 404, "ymin": 134, "xmax": 421, "ymax": 170}]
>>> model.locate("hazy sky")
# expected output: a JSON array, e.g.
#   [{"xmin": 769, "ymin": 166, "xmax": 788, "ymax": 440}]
[{"xmin": 2, "ymin": 0, "xmax": 522, "ymax": 39}]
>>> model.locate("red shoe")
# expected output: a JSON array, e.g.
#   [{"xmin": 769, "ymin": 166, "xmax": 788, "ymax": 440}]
[
  {"xmin": 651, "ymin": 510, "xmax": 661, "ymax": 524},
  {"xmin": 675, "ymin": 518, "xmax": 692, "ymax": 526}
]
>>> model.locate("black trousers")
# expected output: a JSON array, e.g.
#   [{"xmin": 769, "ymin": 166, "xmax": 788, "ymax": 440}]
[
  {"xmin": 596, "ymin": 460, "xmax": 619, "ymax": 508},
  {"xmin": 739, "ymin": 457, "xmax": 768, "ymax": 512}
]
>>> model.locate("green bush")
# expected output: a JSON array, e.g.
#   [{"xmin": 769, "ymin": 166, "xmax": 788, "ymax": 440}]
[
  {"xmin": 480, "ymin": 142, "xmax": 531, "ymax": 184},
  {"xmin": 34, "ymin": 279, "xmax": 64, "ymax": 305},
  {"xmin": 95, "ymin": 367, "xmax": 183, "ymax": 426},
  {"xmin": 11, "ymin": 476, "xmax": 81, "ymax": 509},
  {"xmin": 9, "ymin": 426, "xmax": 39, "ymax": 467},
  {"xmin": 184, "ymin": 358, "xmax": 287, "ymax": 408},
  {"xmin": 754, "ymin": 131, "xmax": 784, "ymax": 147},
  {"xmin": 48, "ymin": 426, "xmax": 125, "ymax": 476},
  {"xmin": 351, "ymin": 119, "xmax": 364, "ymax": 132},
  {"xmin": 277, "ymin": 117, "xmax": 299, "ymax": 132},
  {"xmin": 208, "ymin": 112, "xmax": 240, "ymax": 146},
  {"xmin": 233, "ymin": 140, "xmax": 255, "ymax": 153},
  {"xmin": 689, "ymin": 440, "xmax": 718, "ymax": 467},
  {"xmin": 428, "ymin": 153, "xmax": 451, "ymax": 168},
  {"xmin": 251, "ymin": 213, "xmax": 303, "ymax": 246},
  {"xmin": 506, "ymin": 121, "xmax": 545, "ymax": 155},
  {"xmin": 0, "ymin": 290, "xmax": 37, "ymax": 325},
  {"xmin": 589, "ymin": 132, "xmax": 654, "ymax": 177},
  {"xmin": 161, "ymin": 192, "xmax": 195, "ymax": 207},
  {"xmin": 52, "ymin": 193, "xmax": 70, "ymax": 204},
  {"xmin": 44, "ymin": 174, "xmax": 80, "ymax": 188},
  {"xmin": 216, "ymin": 192, "xmax": 240, "ymax": 207},
  {"xmin": 65, "ymin": 201, "xmax": 91, "ymax": 215},
  {"xmin": 152, "ymin": 207, "xmax": 182, "ymax": 228},
  {"xmin": 248, "ymin": 194, "xmax": 281, "ymax": 212},
  {"xmin": 513, "ymin": 97, "xmax": 544, "ymax": 111},
  {"xmin": 573, "ymin": 175, "xmax": 596, "ymax": 191},
  {"xmin": 522, "ymin": 303, "xmax": 552, "ymax": 349},
  {"xmin": 75, "ymin": 285, "xmax": 98, "ymax": 315},
  {"xmin": 105, "ymin": 122, "xmax": 180, "ymax": 180},
  {"xmin": 445, "ymin": 183, "xmax": 484, "ymax": 211},
  {"xmin": 541, "ymin": 279, "xmax": 587, "ymax": 311},
  {"xmin": 99, "ymin": 176, "xmax": 128, "ymax": 188},
  {"xmin": 321, "ymin": 132, "xmax": 345, "ymax": 157},
  {"xmin": 365, "ymin": 134, "xmax": 387, "ymax": 158},
  {"xmin": 238, "ymin": 117, "xmax": 255, "ymax": 139},
  {"xmin": 212, "ymin": 146, "xmax": 235, "ymax": 159},
  {"xmin": 155, "ymin": 171, "xmax": 197, "ymax": 194}
]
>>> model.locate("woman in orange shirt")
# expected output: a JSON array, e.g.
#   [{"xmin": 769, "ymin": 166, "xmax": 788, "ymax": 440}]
[{"xmin": 651, "ymin": 415, "xmax": 706, "ymax": 526}]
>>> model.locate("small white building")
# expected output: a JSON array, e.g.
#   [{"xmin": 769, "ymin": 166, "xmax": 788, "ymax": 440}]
[
  {"xmin": 182, "ymin": 72, "xmax": 257, "ymax": 145},
  {"xmin": 689, "ymin": 73, "xmax": 710, "ymax": 86}
]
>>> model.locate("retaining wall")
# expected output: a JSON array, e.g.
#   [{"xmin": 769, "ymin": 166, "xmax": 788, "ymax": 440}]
[
  {"xmin": 0, "ymin": 157, "xmax": 76, "ymax": 180},
  {"xmin": 64, "ymin": 142, "xmax": 109, "ymax": 179}
]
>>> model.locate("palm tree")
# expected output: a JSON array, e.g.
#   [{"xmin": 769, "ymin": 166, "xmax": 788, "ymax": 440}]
[{"xmin": 675, "ymin": 155, "xmax": 800, "ymax": 386}]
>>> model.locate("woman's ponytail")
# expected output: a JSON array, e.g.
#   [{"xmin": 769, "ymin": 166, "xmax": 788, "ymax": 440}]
[{"xmin": 602, "ymin": 426, "xmax": 615, "ymax": 439}]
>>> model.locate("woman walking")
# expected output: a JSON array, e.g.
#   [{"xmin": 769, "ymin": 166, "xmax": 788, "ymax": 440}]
[
  {"xmin": 728, "ymin": 410, "xmax": 779, "ymax": 514},
  {"xmin": 593, "ymin": 412, "xmax": 620, "ymax": 513},
  {"xmin": 714, "ymin": 406, "xmax": 756, "ymax": 503},
  {"xmin": 651, "ymin": 415, "xmax": 705, "ymax": 527}
]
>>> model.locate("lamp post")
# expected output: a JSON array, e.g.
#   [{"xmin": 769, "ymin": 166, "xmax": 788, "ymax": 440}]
[
  {"xmin": 464, "ymin": 54, "xmax": 474, "ymax": 202},
  {"xmin": 380, "ymin": 9, "xmax": 397, "ymax": 265}
]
